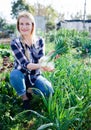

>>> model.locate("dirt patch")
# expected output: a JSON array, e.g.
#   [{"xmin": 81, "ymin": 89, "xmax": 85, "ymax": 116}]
[{"xmin": 0, "ymin": 38, "xmax": 11, "ymax": 44}]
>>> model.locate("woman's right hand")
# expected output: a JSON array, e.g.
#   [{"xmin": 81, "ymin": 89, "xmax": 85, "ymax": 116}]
[{"xmin": 41, "ymin": 66, "xmax": 54, "ymax": 72}]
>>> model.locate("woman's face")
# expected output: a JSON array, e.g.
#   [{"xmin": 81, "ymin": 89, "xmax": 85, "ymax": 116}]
[{"xmin": 19, "ymin": 17, "xmax": 33, "ymax": 37}]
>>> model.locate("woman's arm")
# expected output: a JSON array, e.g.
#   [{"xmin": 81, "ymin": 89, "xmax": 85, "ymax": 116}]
[
  {"xmin": 27, "ymin": 62, "xmax": 54, "ymax": 72},
  {"xmin": 27, "ymin": 62, "xmax": 40, "ymax": 70}
]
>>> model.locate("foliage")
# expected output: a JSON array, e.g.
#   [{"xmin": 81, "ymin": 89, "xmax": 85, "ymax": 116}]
[
  {"xmin": 45, "ymin": 5, "xmax": 58, "ymax": 21},
  {"xmin": 0, "ymin": 44, "xmax": 8, "ymax": 61},
  {"xmin": 0, "ymin": 29, "xmax": 91, "ymax": 129},
  {"xmin": 71, "ymin": 11, "xmax": 83, "ymax": 20},
  {"xmin": 33, "ymin": 3, "xmax": 58, "ymax": 22},
  {"xmin": 43, "ymin": 53, "xmax": 91, "ymax": 130},
  {"xmin": 79, "ymin": 38, "xmax": 91, "ymax": 55},
  {"xmin": 4, "ymin": 24, "xmax": 16, "ymax": 34},
  {"xmin": 0, "ymin": 71, "xmax": 22, "ymax": 130},
  {"xmin": 53, "ymin": 28, "xmax": 91, "ymax": 56},
  {"xmin": 49, "ymin": 29, "xmax": 71, "ymax": 59},
  {"xmin": 51, "ymin": 37, "xmax": 69, "ymax": 59},
  {"xmin": 45, "ymin": 31, "xmax": 55, "ymax": 43},
  {"xmin": 0, "ymin": 44, "xmax": 10, "ymax": 49},
  {"xmin": 11, "ymin": 0, "xmax": 34, "ymax": 19},
  {"xmin": 0, "ymin": 17, "xmax": 15, "ymax": 38},
  {"xmin": 0, "ymin": 50, "xmax": 10, "ymax": 58},
  {"xmin": 46, "ymin": 21, "xmax": 55, "ymax": 32},
  {"xmin": 0, "ymin": 16, "xmax": 7, "ymax": 31}
]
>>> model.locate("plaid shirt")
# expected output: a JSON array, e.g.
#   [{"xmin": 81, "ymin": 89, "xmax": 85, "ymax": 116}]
[{"xmin": 10, "ymin": 37, "xmax": 44, "ymax": 84}]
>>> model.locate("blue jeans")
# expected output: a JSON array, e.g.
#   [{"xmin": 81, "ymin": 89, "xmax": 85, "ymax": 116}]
[{"xmin": 10, "ymin": 69, "xmax": 54, "ymax": 97}]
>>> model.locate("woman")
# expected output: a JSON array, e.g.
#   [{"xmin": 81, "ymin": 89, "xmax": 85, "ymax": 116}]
[{"xmin": 10, "ymin": 11, "xmax": 54, "ymax": 110}]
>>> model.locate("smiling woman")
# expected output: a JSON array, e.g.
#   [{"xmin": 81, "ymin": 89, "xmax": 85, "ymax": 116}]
[{"xmin": 9, "ymin": 11, "xmax": 54, "ymax": 110}]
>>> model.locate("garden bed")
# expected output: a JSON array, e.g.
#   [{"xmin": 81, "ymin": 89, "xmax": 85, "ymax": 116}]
[{"xmin": 0, "ymin": 38, "xmax": 11, "ymax": 44}]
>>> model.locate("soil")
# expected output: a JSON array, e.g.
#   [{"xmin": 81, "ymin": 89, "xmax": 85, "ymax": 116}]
[{"xmin": 0, "ymin": 38, "xmax": 11, "ymax": 44}]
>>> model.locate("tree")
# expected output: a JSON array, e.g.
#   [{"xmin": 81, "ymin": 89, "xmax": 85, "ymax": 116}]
[
  {"xmin": 33, "ymin": 3, "xmax": 58, "ymax": 32},
  {"xmin": 0, "ymin": 17, "xmax": 7, "ymax": 31},
  {"xmin": 46, "ymin": 21, "xmax": 55, "ymax": 32},
  {"xmin": 58, "ymin": 13, "xmax": 65, "ymax": 21},
  {"xmin": 45, "ymin": 5, "xmax": 58, "ymax": 22},
  {"xmin": 70, "ymin": 11, "xmax": 83, "ymax": 20},
  {"xmin": 0, "ymin": 16, "xmax": 15, "ymax": 38},
  {"xmin": 33, "ymin": 3, "xmax": 58, "ymax": 22},
  {"xmin": 87, "ymin": 14, "xmax": 91, "ymax": 20},
  {"xmin": 5, "ymin": 24, "xmax": 16, "ymax": 33},
  {"xmin": 11, "ymin": 0, "xmax": 34, "ymax": 19}
]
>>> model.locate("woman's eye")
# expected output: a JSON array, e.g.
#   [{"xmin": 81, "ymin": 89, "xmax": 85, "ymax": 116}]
[
  {"xmin": 19, "ymin": 23, "xmax": 31, "ymax": 26},
  {"xmin": 26, "ymin": 23, "xmax": 31, "ymax": 26},
  {"xmin": 19, "ymin": 23, "xmax": 23, "ymax": 25}
]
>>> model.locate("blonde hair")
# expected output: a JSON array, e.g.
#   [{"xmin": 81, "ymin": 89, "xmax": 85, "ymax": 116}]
[
  {"xmin": 17, "ymin": 11, "xmax": 36, "ymax": 61},
  {"xmin": 17, "ymin": 11, "xmax": 35, "ymax": 38}
]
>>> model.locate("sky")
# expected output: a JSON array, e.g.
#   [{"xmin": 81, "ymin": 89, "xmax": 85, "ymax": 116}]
[{"xmin": 0, "ymin": 0, "xmax": 91, "ymax": 24}]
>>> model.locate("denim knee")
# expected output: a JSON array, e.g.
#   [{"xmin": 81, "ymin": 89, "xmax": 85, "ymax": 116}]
[
  {"xmin": 34, "ymin": 75, "xmax": 54, "ymax": 97},
  {"xmin": 10, "ymin": 69, "xmax": 26, "ymax": 96}
]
